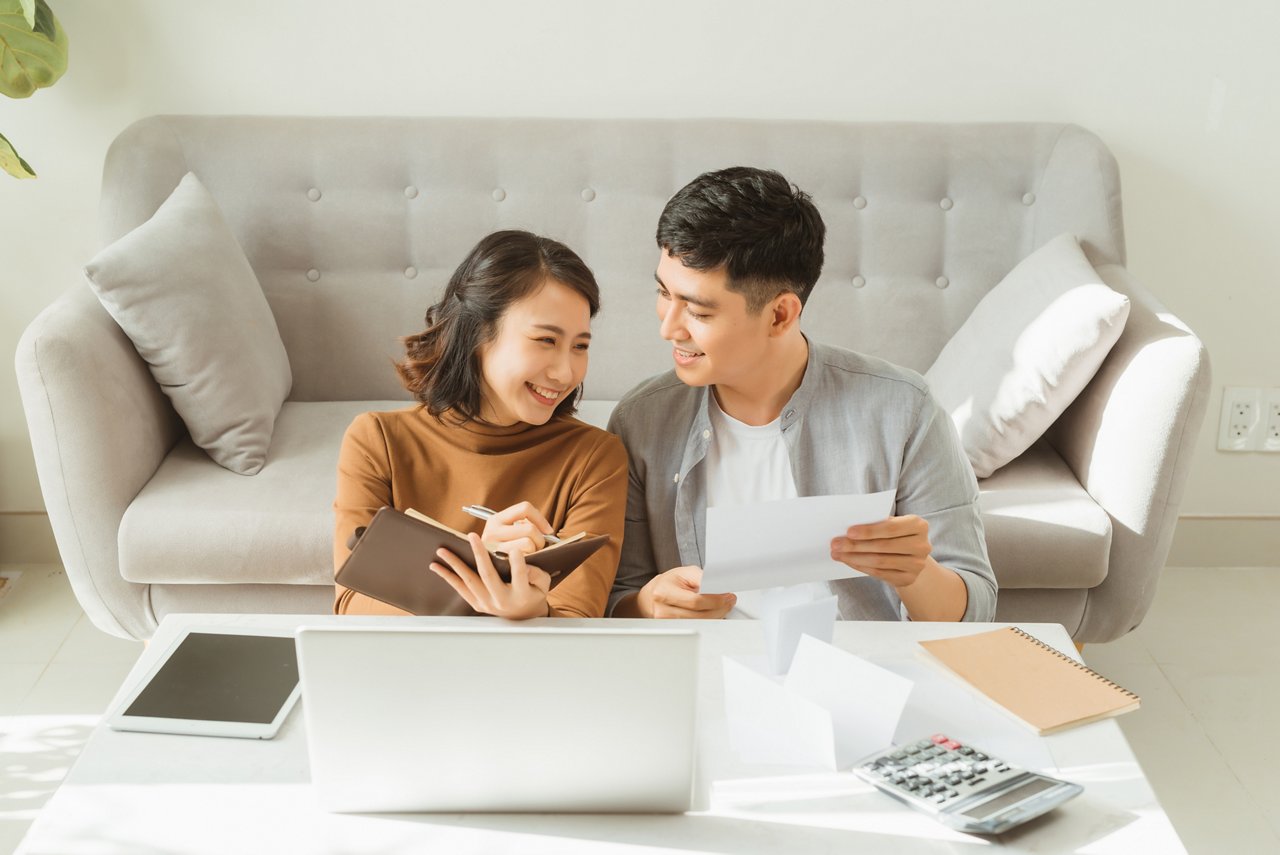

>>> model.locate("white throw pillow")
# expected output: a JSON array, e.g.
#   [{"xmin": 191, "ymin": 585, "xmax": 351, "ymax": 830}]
[
  {"xmin": 84, "ymin": 172, "xmax": 292, "ymax": 475},
  {"xmin": 925, "ymin": 233, "xmax": 1129, "ymax": 479}
]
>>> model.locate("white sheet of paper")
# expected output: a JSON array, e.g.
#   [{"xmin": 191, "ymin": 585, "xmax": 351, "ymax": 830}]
[
  {"xmin": 722, "ymin": 638, "xmax": 914, "ymax": 770},
  {"xmin": 702, "ymin": 490, "xmax": 895, "ymax": 592},
  {"xmin": 761, "ymin": 591, "xmax": 838, "ymax": 674},
  {"xmin": 785, "ymin": 635, "xmax": 915, "ymax": 768}
]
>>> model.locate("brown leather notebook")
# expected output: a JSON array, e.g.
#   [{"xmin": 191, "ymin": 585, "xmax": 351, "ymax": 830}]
[
  {"xmin": 919, "ymin": 627, "xmax": 1141, "ymax": 735},
  {"xmin": 335, "ymin": 507, "xmax": 609, "ymax": 616}
]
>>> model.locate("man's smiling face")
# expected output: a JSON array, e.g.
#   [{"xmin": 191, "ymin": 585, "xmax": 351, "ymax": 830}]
[{"xmin": 653, "ymin": 249, "xmax": 776, "ymax": 394}]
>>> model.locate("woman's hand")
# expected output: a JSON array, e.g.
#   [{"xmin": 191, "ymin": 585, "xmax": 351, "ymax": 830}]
[
  {"xmin": 430, "ymin": 532, "xmax": 552, "ymax": 619},
  {"xmin": 480, "ymin": 501, "xmax": 557, "ymax": 556}
]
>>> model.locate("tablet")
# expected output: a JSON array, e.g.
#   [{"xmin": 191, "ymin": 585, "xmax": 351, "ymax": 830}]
[{"xmin": 107, "ymin": 628, "xmax": 301, "ymax": 739}]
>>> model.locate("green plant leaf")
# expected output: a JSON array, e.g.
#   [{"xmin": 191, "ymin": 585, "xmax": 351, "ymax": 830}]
[
  {"xmin": 0, "ymin": 0, "xmax": 68, "ymax": 98},
  {"xmin": 0, "ymin": 130, "xmax": 37, "ymax": 178},
  {"xmin": 18, "ymin": 0, "xmax": 33, "ymax": 29}
]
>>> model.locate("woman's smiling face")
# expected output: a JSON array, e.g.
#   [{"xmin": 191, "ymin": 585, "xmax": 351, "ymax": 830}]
[{"xmin": 476, "ymin": 278, "xmax": 592, "ymax": 426}]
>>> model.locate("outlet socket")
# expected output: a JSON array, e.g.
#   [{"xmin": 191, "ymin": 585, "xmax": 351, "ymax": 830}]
[
  {"xmin": 1218, "ymin": 387, "xmax": 1280, "ymax": 452},
  {"xmin": 1263, "ymin": 390, "xmax": 1280, "ymax": 452},
  {"xmin": 1218, "ymin": 387, "xmax": 1259, "ymax": 451}
]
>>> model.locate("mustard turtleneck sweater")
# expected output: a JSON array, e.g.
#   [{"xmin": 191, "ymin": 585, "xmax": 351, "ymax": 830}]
[{"xmin": 333, "ymin": 405, "xmax": 628, "ymax": 618}]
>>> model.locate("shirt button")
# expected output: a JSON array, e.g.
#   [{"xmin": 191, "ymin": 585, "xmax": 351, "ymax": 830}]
[
  {"xmin": 673, "ymin": 473, "xmax": 680, "ymax": 483},
  {"xmin": 784, "ymin": 409, "xmax": 796, "ymax": 419},
  {"xmin": 702, "ymin": 429, "xmax": 710, "ymax": 439}
]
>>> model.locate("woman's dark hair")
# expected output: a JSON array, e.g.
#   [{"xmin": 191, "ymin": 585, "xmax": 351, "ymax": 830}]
[
  {"xmin": 397, "ymin": 230, "xmax": 600, "ymax": 422},
  {"xmin": 656, "ymin": 166, "xmax": 825, "ymax": 312}
]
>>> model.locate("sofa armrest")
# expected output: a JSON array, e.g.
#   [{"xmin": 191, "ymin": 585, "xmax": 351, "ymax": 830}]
[
  {"xmin": 15, "ymin": 284, "xmax": 183, "ymax": 639},
  {"xmin": 1045, "ymin": 264, "xmax": 1211, "ymax": 641}
]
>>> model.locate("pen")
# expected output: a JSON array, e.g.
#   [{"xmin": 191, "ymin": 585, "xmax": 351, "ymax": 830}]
[{"xmin": 461, "ymin": 505, "xmax": 563, "ymax": 545}]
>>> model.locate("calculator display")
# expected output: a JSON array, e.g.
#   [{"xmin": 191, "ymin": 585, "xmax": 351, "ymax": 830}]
[{"xmin": 964, "ymin": 776, "xmax": 1059, "ymax": 820}]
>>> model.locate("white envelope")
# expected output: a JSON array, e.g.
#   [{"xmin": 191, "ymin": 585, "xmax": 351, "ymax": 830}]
[
  {"xmin": 722, "ymin": 636, "xmax": 914, "ymax": 770},
  {"xmin": 760, "ymin": 591, "xmax": 838, "ymax": 674}
]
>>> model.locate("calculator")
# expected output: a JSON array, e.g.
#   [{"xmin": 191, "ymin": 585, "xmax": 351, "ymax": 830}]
[{"xmin": 852, "ymin": 733, "xmax": 1083, "ymax": 835}]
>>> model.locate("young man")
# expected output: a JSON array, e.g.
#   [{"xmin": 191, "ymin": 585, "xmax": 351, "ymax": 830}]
[{"xmin": 607, "ymin": 167, "xmax": 996, "ymax": 622}]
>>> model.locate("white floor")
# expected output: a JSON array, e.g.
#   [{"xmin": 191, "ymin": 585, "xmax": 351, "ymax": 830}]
[{"xmin": 1, "ymin": 565, "xmax": 1277, "ymax": 854}]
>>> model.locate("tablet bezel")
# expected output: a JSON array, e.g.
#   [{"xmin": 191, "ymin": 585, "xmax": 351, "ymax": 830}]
[{"xmin": 106, "ymin": 626, "xmax": 302, "ymax": 740}]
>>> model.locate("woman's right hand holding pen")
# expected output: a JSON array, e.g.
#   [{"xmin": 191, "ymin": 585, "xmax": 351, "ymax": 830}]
[
  {"xmin": 478, "ymin": 501, "xmax": 557, "ymax": 556},
  {"xmin": 430, "ymin": 532, "xmax": 552, "ymax": 619}
]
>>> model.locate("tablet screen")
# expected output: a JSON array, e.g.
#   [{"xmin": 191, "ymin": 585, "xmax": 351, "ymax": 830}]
[{"xmin": 123, "ymin": 632, "xmax": 299, "ymax": 724}]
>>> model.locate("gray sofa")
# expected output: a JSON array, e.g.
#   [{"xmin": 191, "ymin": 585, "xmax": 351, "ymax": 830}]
[{"xmin": 16, "ymin": 117, "xmax": 1210, "ymax": 642}]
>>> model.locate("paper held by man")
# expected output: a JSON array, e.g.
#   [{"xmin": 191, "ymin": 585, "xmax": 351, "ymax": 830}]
[{"xmin": 702, "ymin": 491, "xmax": 895, "ymax": 592}]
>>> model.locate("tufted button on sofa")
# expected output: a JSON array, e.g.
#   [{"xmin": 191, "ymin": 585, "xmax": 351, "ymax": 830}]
[{"xmin": 16, "ymin": 117, "xmax": 1210, "ymax": 641}]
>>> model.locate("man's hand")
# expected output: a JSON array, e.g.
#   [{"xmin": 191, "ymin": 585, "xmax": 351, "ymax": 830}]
[
  {"xmin": 830, "ymin": 515, "xmax": 932, "ymax": 588},
  {"xmin": 430, "ymin": 532, "xmax": 552, "ymax": 620},
  {"xmin": 831, "ymin": 515, "xmax": 969, "ymax": 620},
  {"xmin": 480, "ymin": 501, "xmax": 555, "ymax": 556},
  {"xmin": 635, "ymin": 565, "xmax": 736, "ymax": 619}
]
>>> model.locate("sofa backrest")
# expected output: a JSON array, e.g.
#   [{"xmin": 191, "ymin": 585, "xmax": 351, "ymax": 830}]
[{"xmin": 98, "ymin": 117, "xmax": 1125, "ymax": 402}]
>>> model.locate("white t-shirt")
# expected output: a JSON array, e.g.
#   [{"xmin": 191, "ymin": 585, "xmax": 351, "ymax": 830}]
[{"xmin": 704, "ymin": 392, "xmax": 831, "ymax": 618}]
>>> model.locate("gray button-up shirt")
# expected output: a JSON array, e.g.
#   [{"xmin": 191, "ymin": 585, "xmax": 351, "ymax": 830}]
[{"xmin": 606, "ymin": 340, "xmax": 996, "ymax": 621}]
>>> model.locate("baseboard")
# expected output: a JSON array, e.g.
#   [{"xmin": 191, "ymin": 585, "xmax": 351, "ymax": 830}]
[
  {"xmin": 0, "ymin": 512, "xmax": 60, "ymax": 564},
  {"xmin": 1167, "ymin": 517, "xmax": 1280, "ymax": 568}
]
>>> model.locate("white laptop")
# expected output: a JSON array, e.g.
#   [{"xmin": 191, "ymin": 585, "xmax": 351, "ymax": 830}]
[{"xmin": 295, "ymin": 625, "xmax": 699, "ymax": 813}]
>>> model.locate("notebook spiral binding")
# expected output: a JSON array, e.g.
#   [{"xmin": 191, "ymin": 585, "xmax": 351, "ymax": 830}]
[{"xmin": 1009, "ymin": 627, "xmax": 1140, "ymax": 701}]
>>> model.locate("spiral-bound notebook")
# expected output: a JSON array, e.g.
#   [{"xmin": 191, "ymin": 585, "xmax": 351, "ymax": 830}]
[{"xmin": 918, "ymin": 627, "xmax": 1140, "ymax": 735}]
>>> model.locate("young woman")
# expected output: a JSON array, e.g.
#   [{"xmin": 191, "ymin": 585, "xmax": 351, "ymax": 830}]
[{"xmin": 333, "ymin": 230, "xmax": 627, "ymax": 619}]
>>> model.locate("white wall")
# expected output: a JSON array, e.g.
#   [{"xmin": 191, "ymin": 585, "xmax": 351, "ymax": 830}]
[{"xmin": 3, "ymin": 0, "xmax": 1278, "ymax": 556}]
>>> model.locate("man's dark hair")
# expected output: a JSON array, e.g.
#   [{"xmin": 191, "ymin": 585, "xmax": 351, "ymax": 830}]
[
  {"xmin": 656, "ymin": 167, "xmax": 825, "ymax": 312},
  {"xmin": 397, "ymin": 230, "xmax": 600, "ymax": 423}
]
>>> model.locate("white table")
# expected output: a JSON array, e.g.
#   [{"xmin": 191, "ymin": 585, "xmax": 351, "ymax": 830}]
[{"xmin": 18, "ymin": 614, "xmax": 1183, "ymax": 854}]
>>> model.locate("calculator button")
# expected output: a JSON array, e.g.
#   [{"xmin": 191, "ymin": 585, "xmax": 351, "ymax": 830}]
[
  {"xmin": 931, "ymin": 734, "xmax": 949, "ymax": 744},
  {"xmin": 958, "ymin": 746, "xmax": 974, "ymax": 755},
  {"xmin": 974, "ymin": 753, "xmax": 988, "ymax": 761},
  {"xmin": 943, "ymin": 740, "xmax": 960, "ymax": 750}
]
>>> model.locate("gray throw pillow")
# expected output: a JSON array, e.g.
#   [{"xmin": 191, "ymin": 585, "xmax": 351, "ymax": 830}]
[
  {"xmin": 925, "ymin": 233, "xmax": 1129, "ymax": 479},
  {"xmin": 84, "ymin": 172, "xmax": 291, "ymax": 475}
]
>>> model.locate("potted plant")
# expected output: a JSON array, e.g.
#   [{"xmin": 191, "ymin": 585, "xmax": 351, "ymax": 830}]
[{"xmin": 1, "ymin": 0, "xmax": 68, "ymax": 178}]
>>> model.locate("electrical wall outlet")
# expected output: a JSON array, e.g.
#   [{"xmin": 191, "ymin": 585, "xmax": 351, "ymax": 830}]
[
  {"xmin": 1218, "ymin": 387, "xmax": 1280, "ymax": 452},
  {"xmin": 1219, "ymin": 387, "xmax": 1260, "ymax": 451},
  {"xmin": 1263, "ymin": 389, "xmax": 1280, "ymax": 452}
]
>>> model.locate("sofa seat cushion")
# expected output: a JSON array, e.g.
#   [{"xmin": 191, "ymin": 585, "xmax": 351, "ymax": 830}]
[
  {"xmin": 978, "ymin": 440, "xmax": 1111, "ymax": 589},
  {"xmin": 120, "ymin": 400, "xmax": 406, "ymax": 585}
]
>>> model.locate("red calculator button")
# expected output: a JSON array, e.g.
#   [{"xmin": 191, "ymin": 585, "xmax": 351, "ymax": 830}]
[
  {"xmin": 943, "ymin": 740, "xmax": 961, "ymax": 750},
  {"xmin": 931, "ymin": 734, "xmax": 949, "ymax": 744}
]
